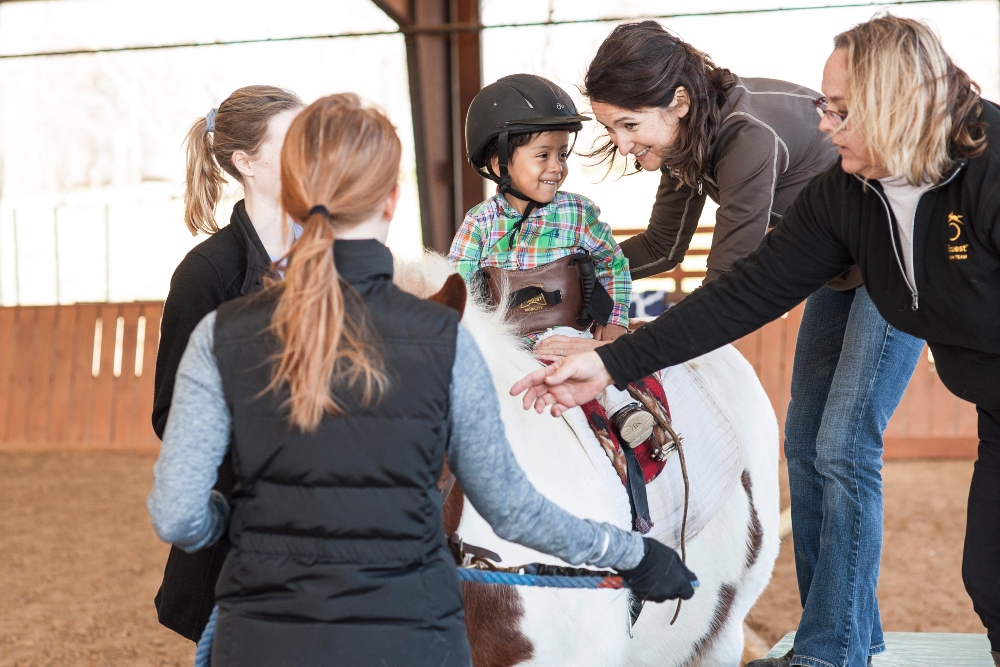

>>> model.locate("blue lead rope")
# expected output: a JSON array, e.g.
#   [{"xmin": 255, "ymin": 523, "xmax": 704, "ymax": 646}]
[
  {"xmin": 194, "ymin": 605, "xmax": 218, "ymax": 667},
  {"xmin": 456, "ymin": 567, "xmax": 699, "ymax": 591},
  {"xmin": 192, "ymin": 572, "xmax": 700, "ymax": 666}
]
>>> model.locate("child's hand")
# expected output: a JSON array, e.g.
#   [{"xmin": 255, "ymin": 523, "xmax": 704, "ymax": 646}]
[{"xmin": 594, "ymin": 324, "xmax": 627, "ymax": 341}]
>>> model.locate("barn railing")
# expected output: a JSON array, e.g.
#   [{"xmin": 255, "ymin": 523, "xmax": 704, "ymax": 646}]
[{"xmin": 0, "ymin": 297, "xmax": 977, "ymax": 457}]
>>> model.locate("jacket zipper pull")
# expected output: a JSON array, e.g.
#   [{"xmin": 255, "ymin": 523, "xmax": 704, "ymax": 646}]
[
  {"xmin": 697, "ymin": 179, "xmax": 703, "ymax": 196},
  {"xmin": 911, "ymin": 293, "xmax": 918, "ymax": 311}
]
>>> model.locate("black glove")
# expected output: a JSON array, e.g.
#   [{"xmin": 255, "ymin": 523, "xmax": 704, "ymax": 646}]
[{"xmin": 619, "ymin": 538, "xmax": 697, "ymax": 602}]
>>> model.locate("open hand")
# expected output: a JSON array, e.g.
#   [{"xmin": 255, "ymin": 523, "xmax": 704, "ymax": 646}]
[{"xmin": 510, "ymin": 351, "xmax": 613, "ymax": 416}]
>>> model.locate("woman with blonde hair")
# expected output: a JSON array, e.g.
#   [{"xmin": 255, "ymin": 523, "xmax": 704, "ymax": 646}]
[
  {"xmin": 512, "ymin": 14, "xmax": 1000, "ymax": 667},
  {"xmin": 148, "ymin": 93, "xmax": 694, "ymax": 666},
  {"xmin": 151, "ymin": 84, "xmax": 302, "ymax": 647}
]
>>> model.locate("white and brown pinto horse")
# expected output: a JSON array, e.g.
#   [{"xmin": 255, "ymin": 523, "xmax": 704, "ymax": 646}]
[{"xmin": 395, "ymin": 253, "xmax": 780, "ymax": 667}]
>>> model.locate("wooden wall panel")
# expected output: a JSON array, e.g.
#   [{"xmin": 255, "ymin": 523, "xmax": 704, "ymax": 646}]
[
  {"xmin": 66, "ymin": 304, "xmax": 99, "ymax": 446},
  {"xmin": 25, "ymin": 306, "xmax": 58, "ymax": 445},
  {"xmin": 0, "ymin": 308, "xmax": 17, "ymax": 434},
  {"xmin": 0, "ymin": 303, "xmax": 160, "ymax": 453},
  {"xmin": 133, "ymin": 304, "xmax": 161, "ymax": 448},
  {"xmin": 5, "ymin": 308, "xmax": 36, "ymax": 442},
  {"xmin": 48, "ymin": 307, "xmax": 79, "ymax": 444},
  {"xmin": 111, "ymin": 303, "xmax": 141, "ymax": 449},
  {"xmin": 87, "ymin": 304, "xmax": 121, "ymax": 447}
]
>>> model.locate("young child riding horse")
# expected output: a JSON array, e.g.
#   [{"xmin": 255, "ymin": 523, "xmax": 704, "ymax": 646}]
[{"xmin": 450, "ymin": 74, "xmax": 660, "ymax": 450}]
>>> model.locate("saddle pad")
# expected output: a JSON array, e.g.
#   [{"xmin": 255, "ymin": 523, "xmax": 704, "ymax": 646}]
[
  {"xmin": 579, "ymin": 374, "xmax": 669, "ymax": 487},
  {"xmin": 563, "ymin": 358, "xmax": 744, "ymax": 549}
]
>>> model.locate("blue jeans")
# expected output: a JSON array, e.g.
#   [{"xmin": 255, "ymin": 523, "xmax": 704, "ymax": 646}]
[{"xmin": 784, "ymin": 286, "xmax": 923, "ymax": 667}]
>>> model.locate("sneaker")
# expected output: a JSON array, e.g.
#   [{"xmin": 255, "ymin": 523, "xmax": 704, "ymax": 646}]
[
  {"xmin": 747, "ymin": 650, "xmax": 793, "ymax": 667},
  {"xmin": 748, "ymin": 650, "xmax": 873, "ymax": 667},
  {"xmin": 610, "ymin": 403, "xmax": 655, "ymax": 448}
]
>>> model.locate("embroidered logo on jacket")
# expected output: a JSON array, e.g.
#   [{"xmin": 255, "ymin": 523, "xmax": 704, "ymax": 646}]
[{"xmin": 947, "ymin": 212, "xmax": 968, "ymax": 260}]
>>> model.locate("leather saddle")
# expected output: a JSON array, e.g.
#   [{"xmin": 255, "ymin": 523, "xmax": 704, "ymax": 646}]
[{"xmin": 473, "ymin": 251, "xmax": 615, "ymax": 337}]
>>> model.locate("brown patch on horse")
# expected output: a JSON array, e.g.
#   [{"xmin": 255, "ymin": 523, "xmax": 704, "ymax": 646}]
[
  {"xmin": 437, "ymin": 461, "xmax": 533, "ymax": 666},
  {"xmin": 682, "ymin": 583, "xmax": 738, "ymax": 666},
  {"xmin": 462, "ymin": 582, "xmax": 535, "ymax": 667},
  {"xmin": 438, "ymin": 460, "xmax": 464, "ymax": 536},
  {"xmin": 428, "ymin": 273, "xmax": 467, "ymax": 317},
  {"xmin": 741, "ymin": 470, "xmax": 763, "ymax": 571}
]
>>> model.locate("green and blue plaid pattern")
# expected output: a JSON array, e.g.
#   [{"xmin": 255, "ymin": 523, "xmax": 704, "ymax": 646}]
[{"xmin": 448, "ymin": 192, "xmax": 630, "ymax": 328}]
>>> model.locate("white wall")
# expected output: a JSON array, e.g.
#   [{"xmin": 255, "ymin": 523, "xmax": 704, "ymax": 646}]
[{"xmin": 0, "ymin": 0, "xmax": 421, "ymax": 305}]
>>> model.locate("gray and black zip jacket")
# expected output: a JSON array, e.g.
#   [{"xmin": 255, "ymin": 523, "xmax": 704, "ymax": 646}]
[
  {"xmin": 599, "ymin": 100, "xmax": 1000, "ymax": 410},
  {"xmin": 622, "ymin": 76, "xmax": 839, "ymax": 281}
]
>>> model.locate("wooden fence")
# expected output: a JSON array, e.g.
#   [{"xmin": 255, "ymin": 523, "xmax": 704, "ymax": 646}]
[
  {"xmin": 0, "ymin": 300, "xmax": 978, "ymax": 457},
  {"xmin": 0, "ymin": 302, "xmax": 161, "ymax": 454}
]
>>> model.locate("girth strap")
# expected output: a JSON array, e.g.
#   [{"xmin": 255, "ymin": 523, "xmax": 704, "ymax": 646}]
[{"xmin": 623, "ymin": 447, "xmax": 653, "ymax": 534}]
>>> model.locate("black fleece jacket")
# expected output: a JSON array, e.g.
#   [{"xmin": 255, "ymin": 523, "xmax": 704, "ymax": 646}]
[
  {"xmin": 599, "ymin": 101, "xmax": 1000, "ymax": 411},
  {"xmin": 151, "ymin": 200, "xmax": 273, "ymax": 641}
]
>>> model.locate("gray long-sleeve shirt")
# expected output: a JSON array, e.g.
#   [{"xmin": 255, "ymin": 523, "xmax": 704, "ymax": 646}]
[{"xmin": 148, "ymin": 312, "xmax": 645, "ymax": 571}]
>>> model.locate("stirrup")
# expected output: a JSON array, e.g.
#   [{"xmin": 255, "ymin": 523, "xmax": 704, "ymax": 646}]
[{"xmin": 611, "ymin": 403, "xmax": 655, "ymax": 448}]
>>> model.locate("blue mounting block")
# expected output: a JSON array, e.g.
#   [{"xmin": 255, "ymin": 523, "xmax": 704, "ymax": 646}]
[{"xmin": 768, "ymin": 633, "xmax": 993, "ymax": 666}]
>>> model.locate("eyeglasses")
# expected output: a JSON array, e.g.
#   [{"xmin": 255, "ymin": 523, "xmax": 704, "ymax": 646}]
[{"xmin": 813, "ymin": 96, "xmax": 848, "ymax": 124}]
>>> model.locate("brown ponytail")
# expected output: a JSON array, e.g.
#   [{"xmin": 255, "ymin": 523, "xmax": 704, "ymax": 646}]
[
  {"xmin": 268, "ymin": 93, "xmax": 399, "ymax": 432},
  {"xmin": 183, "ymin": 85, "xmax": 302, "ymax": 235}
]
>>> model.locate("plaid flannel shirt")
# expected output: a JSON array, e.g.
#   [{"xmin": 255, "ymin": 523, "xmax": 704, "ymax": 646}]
[{"xmin": 448, "ymin": 191, "xmax": 630, "ymax": 329}]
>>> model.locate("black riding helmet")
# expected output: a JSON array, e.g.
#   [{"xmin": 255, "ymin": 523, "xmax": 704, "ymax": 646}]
[{"xmin": 466, "ymin": 74, "xmax": 591, "ymax": 215}]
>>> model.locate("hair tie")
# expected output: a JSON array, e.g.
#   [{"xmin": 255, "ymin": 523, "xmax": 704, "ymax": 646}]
[
  {"xmin": 308, "ymin": 205, "xmax": 331, "ymax": 219},
  {"xmin": 205, "ymin": 108, "xmax": 218, "ymax": 133}
]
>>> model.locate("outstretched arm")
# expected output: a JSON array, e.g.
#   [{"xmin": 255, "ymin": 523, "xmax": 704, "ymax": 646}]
[
  {"xmin": 446, "ymin": 326, "xmax": 644, "ymax": 571},
  {"xmin": 514, "ymin": 176, "xmax": 854, "ymax": 408}
]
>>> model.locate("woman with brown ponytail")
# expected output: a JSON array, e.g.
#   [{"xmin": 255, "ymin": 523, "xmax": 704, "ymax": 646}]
[
  {"xmin": 151, "ymin": 85, "xmax": 302, "ymax": 646},
  {"xmin": 148, "ymin": 93, "xmax": 694, "ymax": 667}
]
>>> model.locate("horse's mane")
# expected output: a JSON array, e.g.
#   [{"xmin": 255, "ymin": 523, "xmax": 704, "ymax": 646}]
[{"xmin": 392, "ymin": 251, "xmax": 540, "ymax": 381}]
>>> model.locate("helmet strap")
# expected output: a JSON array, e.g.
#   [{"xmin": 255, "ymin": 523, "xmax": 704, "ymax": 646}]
[{"xmin": 497, "ymin": 129, "xmax": 511, "ymax": 188}]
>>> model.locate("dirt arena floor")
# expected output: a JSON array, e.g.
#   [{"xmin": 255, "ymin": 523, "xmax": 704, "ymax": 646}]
[{"xmin": 0, "ymin": 452, "xmax": 985, "ymax": 666}]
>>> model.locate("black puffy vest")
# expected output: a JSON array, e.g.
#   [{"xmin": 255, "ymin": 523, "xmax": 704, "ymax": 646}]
[{"xmin": 210, "ymin": 240, "xmax": 469, "ymax": 667}]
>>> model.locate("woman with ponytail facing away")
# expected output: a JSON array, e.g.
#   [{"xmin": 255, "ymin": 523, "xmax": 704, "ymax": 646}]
[
  {"xmin": 151, "ymin": 85, "xmax": 302, "ymax": 645},
  {"xmin": 148, "ymin": 93, "xmax": 695, "ymax": 667}
]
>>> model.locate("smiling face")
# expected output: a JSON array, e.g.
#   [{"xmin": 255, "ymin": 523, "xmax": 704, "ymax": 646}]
[
  {"xmin": 591, "ymin": 89, "xmax": 689, "ymax": 171},
  {"xmin": 491, "ymin": 130, "xmax": 570, "ymax": 211},
  {"xmin": 820, "ymin": 48, "xmax": 888, "ymax": 179}
]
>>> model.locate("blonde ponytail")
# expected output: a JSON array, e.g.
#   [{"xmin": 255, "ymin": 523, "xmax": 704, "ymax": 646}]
[
  {"xmin": 182, "ymin": 85, "xmax": 303, "ymax": 236},
  {"xmin": 268, "ymin": 93, "xmax": 400, "ymax": 432},
  {"xmin": 183, "ymin": 116, "xmax": 225, "ymax": 235}
]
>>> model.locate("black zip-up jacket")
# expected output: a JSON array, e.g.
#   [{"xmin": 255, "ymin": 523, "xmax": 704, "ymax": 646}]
[
  {"xmin": 151, "ymin": 200, "xmax": 273, "ymax": 641},
  {"xmin": 599, "ymin": 101, "xmax": 1000, "ymax": 411}
]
